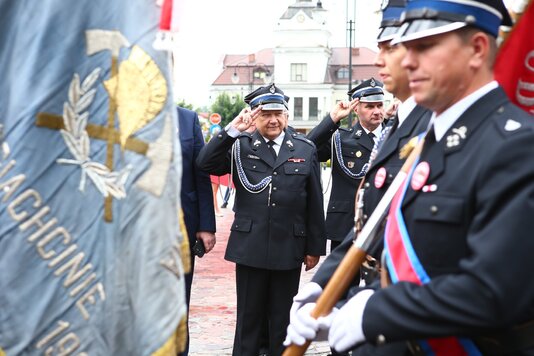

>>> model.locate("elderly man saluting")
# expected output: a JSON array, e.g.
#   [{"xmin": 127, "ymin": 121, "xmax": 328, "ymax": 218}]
[{"xmin": 197, "ymin": 83, "xmax": 326, "ymax": 356}]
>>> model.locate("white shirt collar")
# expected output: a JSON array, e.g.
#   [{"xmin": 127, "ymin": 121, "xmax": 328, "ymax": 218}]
[
  {"xmin": 362, "ymin": 124, "xmax": 383, "ymax": 138},
  {"xmin": 432, "ymin": 81, "xmax": 498, "ymax": 141},
  {"xmin": 262, "ymin": 132, "xmax": 285, "ymax": 153},
  {"xmin": 397, "ymin": 96, "xmax": 417, "ymax": 128}
]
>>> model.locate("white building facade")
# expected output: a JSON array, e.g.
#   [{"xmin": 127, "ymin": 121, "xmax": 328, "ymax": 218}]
[{"xmin": 210, "ymin": 0, "xmax": 391, "ymax": 131}]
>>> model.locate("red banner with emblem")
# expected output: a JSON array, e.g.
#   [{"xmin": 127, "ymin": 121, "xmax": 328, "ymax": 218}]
[{"xmin": 494, "ymin": 0, "xmax": 534, "ymax": 114}]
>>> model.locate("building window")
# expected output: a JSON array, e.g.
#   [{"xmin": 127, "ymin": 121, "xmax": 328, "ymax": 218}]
[
  {"xmin": 337, "ymin": 68, "xmax": 350, "ymax": 79},
  {"xmin": 294, "ymin": 97, "xmax": 303, "ymax": 119},
  {"xmin": 291, "ymin": 63, "xmax": 307, "ymax": 82},
  {"xmin": 309, "ymin": 97, "xmax": 318, "ymax": 119}
]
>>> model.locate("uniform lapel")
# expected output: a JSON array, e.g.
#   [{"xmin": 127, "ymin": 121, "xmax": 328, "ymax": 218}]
[
  {"xmin": 401, "ymin": 88, "xmax": 508, "ymax": 208},
  {"xmin": 371, "ymin": 106, "xmax": 430, "ymax": 169},
  {"xmin": 353, "ymin": 121, "xmax": 374, "ymax": 152},
  {"xmin": 251, "ymin": 131, "xmax": 276, "ymax": 167}
]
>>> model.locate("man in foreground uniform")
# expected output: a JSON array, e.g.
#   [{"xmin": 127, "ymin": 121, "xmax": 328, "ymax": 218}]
[
  {"xmin": 307, "ymin": 79, "xmax": 385, "ymax": 251},
  {"xmin": 286, "ymin": 0, "xmax": 534, "ymax": 354},
  {"xmin": 197, "ymin": 84, "xmax": 326, "ymax": 356}
]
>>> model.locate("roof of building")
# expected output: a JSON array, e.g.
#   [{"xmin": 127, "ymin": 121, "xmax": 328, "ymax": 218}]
[{"xmin": 212, "ymin": 47, "xmax": 379, "ymax": 86}]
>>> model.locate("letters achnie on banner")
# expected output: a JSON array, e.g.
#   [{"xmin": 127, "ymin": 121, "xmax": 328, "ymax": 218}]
[
  {"xmin": 0, "ymin": 29, "xmax": 177, "ymax": 355},
  {"xmin": 0, "ymin": 145, "xmax": 102, "ymax": 355}
]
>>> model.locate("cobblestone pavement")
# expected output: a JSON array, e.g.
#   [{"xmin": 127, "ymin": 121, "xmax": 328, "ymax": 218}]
[{"xmin": 188, "ymin": 191, "xmax": 332, "ymax": 356}]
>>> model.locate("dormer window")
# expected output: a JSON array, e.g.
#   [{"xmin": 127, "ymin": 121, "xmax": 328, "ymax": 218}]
[{"xmin": 337, "ymin": 68, "xmax": 350, "ymax": 79}]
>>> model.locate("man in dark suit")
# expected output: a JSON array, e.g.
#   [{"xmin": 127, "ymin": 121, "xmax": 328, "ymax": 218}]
[
  {"xmin": 177, "ymin": 106, "xmax": 216, "ymax": 356},
  {"xmin": 287, "ymin": 0, "xmax": 534, "ymax": 354},
  {"xmin": 197, "ymin": 84, "xmax": 326, "ymax": 356},
  {"xmin": 307, "ymin": 79, "xmax": 385, "ymax": 252}
]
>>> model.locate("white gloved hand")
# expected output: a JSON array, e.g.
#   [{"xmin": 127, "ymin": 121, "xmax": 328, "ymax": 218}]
[
  {"xmin": 285, "ymin": 303, "xmax": 339, "ymax": 346},
  {"xmin": 283, "ymin": 282, "xmax": 323, "ymax": 346},
  {"xmin": 329, "ymin": 289, "xmax": 374, "ymax": 353}
]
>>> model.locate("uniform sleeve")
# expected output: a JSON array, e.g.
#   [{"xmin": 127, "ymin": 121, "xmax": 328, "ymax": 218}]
[
  {"xmin": 304, "ymin": 149, "xmax": 327, "ymax": 256},
  {"xmin": 196, "ymin": 130, "xmax": 235, "ymax": 176},
  {"xmin": 312, "ymin": 229, "xmax": 355, "ymax": 287},
  {"xmin": 192, "ymin": 113, "xmax": 216, "ymax": 233},
  {"xmin": 362, "ymin": 127, "xmax": 534, "ymax": 343},
  {"xmin": 307, "ymin": 115, "xmax": 340, "ymax": 162}
]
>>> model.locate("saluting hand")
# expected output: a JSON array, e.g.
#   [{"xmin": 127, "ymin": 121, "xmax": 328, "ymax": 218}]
[
  {"xmin": 329, "ymin": 99, "xmax": 359, "ymax": 123},
  {"xmin": 230, "ymin": 106, "xmax": 262, "ymax": 132}
]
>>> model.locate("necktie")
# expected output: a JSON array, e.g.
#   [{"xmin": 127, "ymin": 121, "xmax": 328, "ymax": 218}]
[
  {"xmin": 267, "ymin": 140, "xmax": 277, "ymax": 160},
  {"xmin": 368, "ymin": 132, "xmax": 377, "ymax": 144}
]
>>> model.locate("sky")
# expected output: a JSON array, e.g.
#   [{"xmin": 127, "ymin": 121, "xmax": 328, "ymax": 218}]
[{"xmin": 172, "ymin": 0, "xmax": 382, "ymax": 108}]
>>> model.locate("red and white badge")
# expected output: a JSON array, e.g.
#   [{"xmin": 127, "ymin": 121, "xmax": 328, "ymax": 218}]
[
  {"xmin": 411, "ymin": 162, "xmax": 430, "ymax": 191},
  {"xmin": 374, "ymin": 167, "xmax": 387, "ymax": 189}
]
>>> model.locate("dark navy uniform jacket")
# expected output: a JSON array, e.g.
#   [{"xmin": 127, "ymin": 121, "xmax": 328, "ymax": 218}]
[
  {"xmin": 312, "ymin": 105, "xmax": 431, "ymax": 287},
  {"xmin": 358, "ymin": 88, "xmax": 534, "ymax": 349},
  {"xmin": 307, "ymin": 118, "xmax": 375, "ymax": 242},
  {"xmin": 197, "ymin": 129, "xmax": 326, "ymax": 270}
]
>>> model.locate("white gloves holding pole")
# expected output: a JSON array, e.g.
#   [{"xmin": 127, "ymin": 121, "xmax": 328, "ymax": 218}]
[{"xmin": 284, "ymin": 283, "xmax": 374, "ymax": 353}]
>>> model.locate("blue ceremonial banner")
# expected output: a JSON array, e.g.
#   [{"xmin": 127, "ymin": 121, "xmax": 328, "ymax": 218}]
[{"xmin": 0, "ymin": 1, "xmax": 187, "ymax": 355}]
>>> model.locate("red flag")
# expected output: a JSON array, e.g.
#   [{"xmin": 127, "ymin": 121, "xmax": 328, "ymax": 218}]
[{"xmin": 494, "ymin": 1, "xmax": 534, "ymax": 115}]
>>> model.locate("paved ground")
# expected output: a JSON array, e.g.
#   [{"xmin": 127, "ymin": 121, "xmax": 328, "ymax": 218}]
[{"xmin": 188, "ymin": 181, "xmax": 333, "ymax": 356}]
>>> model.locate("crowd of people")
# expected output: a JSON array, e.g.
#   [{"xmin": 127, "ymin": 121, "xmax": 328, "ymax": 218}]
[{"xmin": 180, "ymin": 0, "xmax": 534, "ymax": 355}]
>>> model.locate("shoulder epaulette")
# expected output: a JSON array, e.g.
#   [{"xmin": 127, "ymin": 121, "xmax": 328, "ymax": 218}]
[
  {"xmin": 338, "ymin": 126, "xmax": 352, "ymax": 132},
  {"xmin": 238, "ymin": 131, "xmax": 253, "ymax": 138},
  {"xmin": 291, "ymin": 132, "xmax": 315, "ymax": 147},
  {"xmin": 493, "ymin": 104, "xmax": 534, "ymax": 137}
]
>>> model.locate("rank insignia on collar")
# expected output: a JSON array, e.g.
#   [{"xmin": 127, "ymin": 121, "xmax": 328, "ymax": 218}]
[
  {"xmin": 347, "ymin": 161, "xmax": 355, "ymax": 168},
  {"xmin": 446, "ymin": 126, "xmax": 467, "ymax": 148},
  {"xmin": 286, "ymin": 140, "xmax": 293, "ymax": 148},
  {"xmin": 355, "ymin": 129, "xmax": 362, "ymax": 137},
  {"xmin": 253, "ymin": 139, "xmax": 261, "ymax": 147},
  {"xmin": 355, "ymin": 151, "xmax": 362, "ymax": 158}
]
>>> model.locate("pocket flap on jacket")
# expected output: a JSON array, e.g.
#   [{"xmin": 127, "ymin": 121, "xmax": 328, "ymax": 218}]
[
  {"xmin": 293, "ymin": 223, "xmax": 307, "ymax": 237},
  {"xmin": 414, "ymin": 194, "xmax": 464, "ymax": 224},
  {"xmin": 327, "ymin": 200, "xmax": 351, "ymax": 213},
  {"xmin": 231, "ymin": 217, "xmax": 252, "ymax": 232}
]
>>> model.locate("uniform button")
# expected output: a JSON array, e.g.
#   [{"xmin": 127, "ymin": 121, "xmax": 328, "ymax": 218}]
[
  {"xmin": 363, "ymin": 214, "xmax": 368, "ymax": 220},
  {"xmin": 295, "ymin": 168, "xmax": 299, "ymax": 172},
  {"xmin": 273, "ymin": 187, "xmax": 277, "ymax": 191},
  {"xmin": 272, "ymin": 203, "xmax": 276, "ymax": 207},
  {"xmin": 388, "ymin": 174, "xmax": 393, "ymax": 178},
  {"xmin": 376, "ymin": 334, "xmax": 386, "ymax": 345},
  {"xmin": 217, "ymin": 134, "xmax": 223, "ymax": 138},
  {"xmin": 364, "ymin": 182, "xmax": 370, "ymax": 188},
  {"xmin": 332, "ymin": 206, "xmax": 335, "ymax": 210},
  {"xmin": 252, "ymin": 165, "xmax": 256, "ymax": 169},
  {"xmin": 235, "ymin": 225, "xmax": 239, "ymax": 228},
  {"xmin": 273, "ymin": 172, "xmax": 278, "ymax": 175},
  {"xmin": 430, "ymin": 205, "xmax": 438, "ymax": 215},
  {"xmin": 497, "ymin": 106, "xmax": 505, "ymax": 114}
]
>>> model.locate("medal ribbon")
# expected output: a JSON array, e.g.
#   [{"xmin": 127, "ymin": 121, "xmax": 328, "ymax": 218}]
[{"xmin": 383, "ymin": 135, "xmax": 481, "ymax": 356}]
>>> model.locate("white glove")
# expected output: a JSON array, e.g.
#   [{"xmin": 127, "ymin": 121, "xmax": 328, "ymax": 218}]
[
  {"xmin": 284, "ymin": 303, "xmax": 339, "ymax": 346},
  {"xmin": 329, "ymin": 289, "xmax": 374, "ymax": 353},
  {"xmin": 283, "ymin": 282, "xmax": 323, "ymax": 346}
]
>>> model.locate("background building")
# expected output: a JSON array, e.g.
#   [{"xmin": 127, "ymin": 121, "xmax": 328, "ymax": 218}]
[{"xmin": 210, "ymin": 0, "xmax": 391, "ymax": 132}]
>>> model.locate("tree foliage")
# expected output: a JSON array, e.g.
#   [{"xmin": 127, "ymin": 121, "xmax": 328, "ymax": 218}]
[
  {"xmin": 210, "ymin": 93, "xmax": 246, "ymax": 127},
  {"xmin": 175, "ymin": 99, "xmax": 194, "ymax": 111}
]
